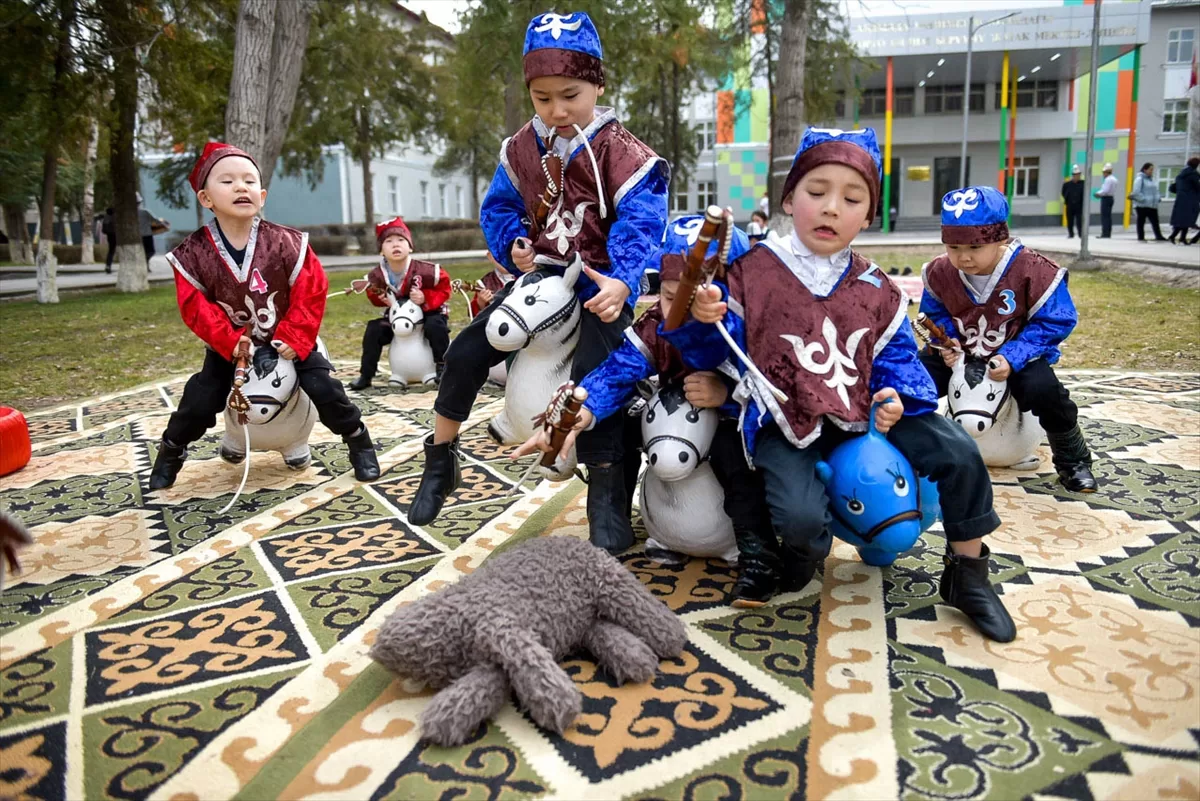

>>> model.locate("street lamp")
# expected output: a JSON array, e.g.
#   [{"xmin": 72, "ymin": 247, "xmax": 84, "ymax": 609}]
[{"xmin": 960, "ymin": 12, "xmax": 1019, "ymax": 188}]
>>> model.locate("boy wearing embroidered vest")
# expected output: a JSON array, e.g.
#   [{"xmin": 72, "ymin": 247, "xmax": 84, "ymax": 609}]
[
  {"xmin": 148, "ymin": 143, "xmax": 381, "ymax": 490},
  {"xmin": 348, "ymin": 217, "xmax": 453, "ymax": 389},
  {"xmin": 920, "ymin": 186, "xmax": 1096, "ymax": 492},
  {"xmin": 670, "ymin": 128, "xmax": 1016, "ymax": 643},
  {"xmin": 470, "ymin": 252, "xmax": 515, "ymax": 318},
  {"xmin": 407, "ymin": 11, "xmax": 669, "ymax": 554}
]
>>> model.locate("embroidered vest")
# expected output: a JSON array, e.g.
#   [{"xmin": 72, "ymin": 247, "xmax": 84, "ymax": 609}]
[
  {"xmin": 367, "ymin": 259, "xmax": 443, "ymax": 313},
  {"xmin": 626, "ymin": 304, "xmax": 689, "ymax": 384}
]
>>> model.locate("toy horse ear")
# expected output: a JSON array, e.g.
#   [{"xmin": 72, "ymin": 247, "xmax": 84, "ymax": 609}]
[
  {"xmin": 816, "ymin": 461, "xmax": 833, "ymax": 486},
  {"xmin": 563, "ymin": 253, "xmax": 584, "ymax": 288}
]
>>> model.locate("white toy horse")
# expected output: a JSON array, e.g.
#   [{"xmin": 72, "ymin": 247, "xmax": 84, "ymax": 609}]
[
  {"xmin": 387, "ymin": 300, "xmax": 437, "ymax": 386},
  {"xmin": 638, "ymin": 385, "xmax": 739, "ymax": 564},
  {"xmin": 947, "ymin": 357, "xmax": 1044, "ymax": 469},
  {"xmin": 485, "ymin": 257, "xmax": 583, "ymax": 477},
  {"xmin": 221, "ymin": 341, "xmax": 327, "ymax": 469}
]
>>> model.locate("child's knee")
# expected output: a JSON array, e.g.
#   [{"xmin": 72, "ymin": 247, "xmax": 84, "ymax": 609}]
[{"xmin": 771, "ymin": 502, "xmax": 827, "ymax": 547}]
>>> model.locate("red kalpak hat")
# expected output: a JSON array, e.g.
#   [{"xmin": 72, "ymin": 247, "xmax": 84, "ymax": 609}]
[
  {"xmin": 188, "ymin": 142, "xmax": 258, "ymax": 193},
  {"xmin": 375, "ymin": 217, "xmax": 413, "ymax": 249}
]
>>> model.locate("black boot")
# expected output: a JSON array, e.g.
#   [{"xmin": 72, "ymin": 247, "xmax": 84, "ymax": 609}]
[
  {"xmin": 777, "ymin": 539, "xmax": 818, "ymax": 593},
  {"xmin": 348, "ymin": 375, "xmax": 372, "ymax": 391},
  {"xmin": 408, "ymin": 434, "xmax": 461, "ymax": 525},
  {"xmin": 730, "ymin": 528, "xmax": 782, "ymax": 608},
  {"xmin": 939, "ymin": 543, "xmax": 1017, "ymax": 642},
  {"xmin": 585, "ymin": 464, "xmax": 636, "ymax": 555},
  {"xmin": 1047, "ymin": 425, "xmax": 1097, "ymax": 493},
  {"xmin": 344, "ymin": 427, "xmax": 381, "ymax": 482},
  {"xmin": 148, "ymin": 438, "xmax": 187, "ymax": 490}
]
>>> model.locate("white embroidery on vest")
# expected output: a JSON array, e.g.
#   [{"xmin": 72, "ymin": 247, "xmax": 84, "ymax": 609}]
[
  {"xmin": 782, "ymin": 317, "xmax": 868, "ymax": 410},
  {"xmin": 544, "ymin": 197, "xmax": 592, "ymax": 256},
  {"xmin": 955, "ymin": 312, "xmax": 1009, "ymax": 357}
]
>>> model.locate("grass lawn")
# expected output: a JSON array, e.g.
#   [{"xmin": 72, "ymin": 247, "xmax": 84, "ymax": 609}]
[{"xmin": 0, "ymin": 260, "xmax": 1196, "ymax": 412}]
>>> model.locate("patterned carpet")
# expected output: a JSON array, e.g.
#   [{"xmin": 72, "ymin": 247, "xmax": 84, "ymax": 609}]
[{"xmin": 1, "ymin": 368, "xmax": 1198, "ymax": 800}]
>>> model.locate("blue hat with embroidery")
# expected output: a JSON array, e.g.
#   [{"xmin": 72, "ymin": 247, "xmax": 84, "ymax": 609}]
[
  {"xmin": 658, "ymin": 214, "xmax": 751, "ymax": 282},
  {"xmin": 940, "ymin": 185, "xmax": 1010, "ymax": 245},
  {"xmin": 523, "ymin": 12, "xmax": 605, "ymax": 86},
  {"xmin": 780, "ymin": 127, "xmax": 883, "ymax": 222}
]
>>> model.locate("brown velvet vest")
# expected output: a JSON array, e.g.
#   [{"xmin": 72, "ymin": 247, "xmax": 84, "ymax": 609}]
[{"xmin": 626, "ymin": 304, "xmax": 689, "ymax": 384}]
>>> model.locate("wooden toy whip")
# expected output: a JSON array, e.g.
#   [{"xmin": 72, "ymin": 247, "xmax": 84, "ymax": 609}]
[{"xmin": 507, "ymin": 382, "xmax": 588, "ymax": 497}]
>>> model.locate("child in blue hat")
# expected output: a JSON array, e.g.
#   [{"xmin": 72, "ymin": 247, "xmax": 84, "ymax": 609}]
[
  {"xmin": 407, "ymin": 11, "xmax": 670, "ymax": 554},
  {"xmin": 920, "ymin": 185, "xmax": 1096, "ymax": 493},
  {"xmin": 666, "ymin": 128, "xmax": 1017, "ymax": 643}
]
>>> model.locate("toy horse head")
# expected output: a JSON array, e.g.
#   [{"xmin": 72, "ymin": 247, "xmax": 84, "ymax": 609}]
[
  {"xmin": 641, "ymin": 383, "xmax": 718, "ymax": 483},
  {"xmin": 948, "ymin": 357, "xmax": 1012, "ymax": 438},
  {"xmin": 388, "ymin": 299, "xmax": 425, "ymax": 338},
  {"xmin": 815, "ymin": 403, "xmax": 940, "ymax": 565},
  {"xmin": 237, "ymin": 344, "xmax": 300, "ymax": 425},
  {"xmin": 486, "ymin": 255, "xmax": 583, "ymax": 353}
]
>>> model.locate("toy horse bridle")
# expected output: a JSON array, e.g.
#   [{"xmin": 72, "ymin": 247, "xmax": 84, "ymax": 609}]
[
  {"xmin": 642, "ymin": 433, "xmax": 707, "ymax": 465},
  {"xmin": 950, "ymin": 383, "xmax": 1013, "ymax": 425},
  {"xmin": 490, "ymin": 281, "xmax": 580, "ymax": 350}
]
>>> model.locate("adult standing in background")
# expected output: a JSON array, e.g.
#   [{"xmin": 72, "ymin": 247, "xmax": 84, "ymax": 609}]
[
  {"xmin": 1129, "ymin": 162, "xmax": 1167, "ymax": 242},
  {"xmin": 1061, "ymin": 165, "xmax": 1084, "ymax": 238},
  {"xmin": 1168, "ymin": 157, "xmax": 1200, "ymax": 245},
  {"xmin": 136, "ymin": 193, "xmax": 170, "ymax": 270},
  {"xmin": 101, "ymin": 207, "xmax": 116, "ymax": 273},
  {"xmin": 1093, "ymin": 162, "xmax": 1118, "ymax": 238}
]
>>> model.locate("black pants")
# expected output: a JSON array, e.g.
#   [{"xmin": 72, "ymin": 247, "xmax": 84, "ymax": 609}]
[
  {"xmin": 1066, "ymin": 205, "xmax": 1082, "ymax": 237},
  {"xmin": 358, "ymin": 312, "xmax": 450, "ymax": 379},
  {"xmin": 435, "ymin": 281, "xmax": 633, "ymax": 465},
  {"xmin": 164, "ymin": 347, "xmax": 362, "ymax": 446},
  {"xmin": 142, "ymin": 235, "xmax": 155, "ymax": 262},
  {"xmin": 105, "ymin": 234, "xmax": 115, "ymax": 268},
  {"xmin": 707, "ymin": 418, "xmax": 773, "ymax": 538},
  {"xmin": 1136, "ymin": 207, "xmax": 1165, "ymax": 241},
  {"xmin": 754, "ymin": 414, "xmax": 999, "ymax": 566},
  {"xmin": 1099, "ymin": 196, "xmax": 1114, "ymax": 237},
  {"xmin": 920, "ymin": 350, "xmax": 1078, "ymax": 434}
]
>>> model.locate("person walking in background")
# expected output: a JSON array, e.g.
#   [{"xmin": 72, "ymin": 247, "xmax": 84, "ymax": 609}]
[
  {"xmin": 102, "ymin": 207, "xmax": 116, "ymax": 273},
  {"xmin": 137, "ymin": 193, "xmax": 170, "ymax": 268},
  {"xmin": 1130, "ymin": 162, "xmax": 1167, "ymax": 242},
  {"xmin": 1094, "ymin": 162, "xmax": 1117, "ymax": 238},
  {"xmin": 1167, "ymin": 157, "xmax": 1200, "ymax": 245},
  {"xmin": 1061, "ymin": 165, "xmax": 1084, "ymax": 238}
]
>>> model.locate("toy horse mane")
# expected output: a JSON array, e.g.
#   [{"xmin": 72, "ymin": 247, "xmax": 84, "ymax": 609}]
[
  {"xmin": 252, "ymin": 345, "xmax": 280, "ymax": 379},
  {"xmin": 656, "ymin": 383, "xmax": 687, "ymax": 414},
  {"xmin": 962, "ymin": 358, "xmax": 988, "ymax": 389}
]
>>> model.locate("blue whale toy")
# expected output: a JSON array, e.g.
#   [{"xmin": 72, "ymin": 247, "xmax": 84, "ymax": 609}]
[{"xmin": 815, "ymin": 402, "xmax": 941, "ymax": 567}]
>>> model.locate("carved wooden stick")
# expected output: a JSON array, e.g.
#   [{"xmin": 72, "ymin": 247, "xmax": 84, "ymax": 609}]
[{"xmin": 664, "ymin": 205, "xmax": 725, "ymax": 331}]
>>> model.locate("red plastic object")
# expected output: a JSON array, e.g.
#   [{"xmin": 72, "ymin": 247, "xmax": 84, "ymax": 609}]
[{"xmin": 0, "ymin": 406, "xmax": 32, "ymax": 477}]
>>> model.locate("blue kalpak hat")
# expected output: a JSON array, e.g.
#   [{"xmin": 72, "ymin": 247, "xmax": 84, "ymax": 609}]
[
  {"xmin": 658, "ymin": 214, "xmax": 751, "ymax": 282},
  {"xmin": 780, "ymin": 128, "xmax": 883, "ymax": 222},
  {"xmin": 940, "ymin": 185, "xmax": 1010, "ymax": 245},
  {"xmin": 523, "ymin": 12, "xmax": 605, "ymax": 86}
]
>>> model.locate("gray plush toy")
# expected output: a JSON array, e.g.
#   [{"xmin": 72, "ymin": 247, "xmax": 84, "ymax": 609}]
[{"xmin": 370, "ymin": 535, "xmax": 687, "ymax": 746}]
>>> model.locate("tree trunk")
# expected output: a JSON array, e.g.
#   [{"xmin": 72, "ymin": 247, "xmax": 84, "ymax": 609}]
[
  {"xmin": 225, "ymin": 0, "xmax": 277, "ymax": 164},
  {"xmin": 259, "ymin": 0, "xmax": 315, "ymax": 188},
  {"xmin": 105, "ymin": 0, "xmax": 148, "ymax": 291},
  {"xmin": 36, "ymin": 0, "xmax": 76, "ymax": 304},
  {"xmin": 503, "ymin": 67, "xmax": 528, "ymax": 137},
  {"xmin": 770, "ymin": 0, "xmax": 808, "ymax": 228},
  {"xmin": 81, "ymin": 118, "xmax": 98, "ymax": 264},
  {"xmin": 3, "ymin": 206, "xmax": 32, "ymax": 264}
]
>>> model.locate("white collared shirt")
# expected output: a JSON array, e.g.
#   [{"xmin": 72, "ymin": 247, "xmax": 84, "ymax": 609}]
[{"xmin": 777, "ymin": 231, "xmax": 851, "ymax": 297}]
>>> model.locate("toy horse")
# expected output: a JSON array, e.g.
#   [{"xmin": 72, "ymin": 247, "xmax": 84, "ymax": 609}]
[
  {"xmin": 816, "ymin": 403, "xmax": 941, "ymax": 567},
  {"xmin": 947, "ymin": 357, "xmax": 1043, "ymax": 469},
  {"xmin": 485, "ymin": 257, "xmax": 583, "ymax": 477},
  {"xmin": 638, "ymin": 385, "xmax": 738, "ymax": 564},
  {"xmin": 387, "ymin": 300, "xmax": 438, "ymax": 386}
]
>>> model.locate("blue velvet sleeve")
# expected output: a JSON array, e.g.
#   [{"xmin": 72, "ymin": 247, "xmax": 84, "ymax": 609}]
[
  {"xmin": 479, "ymin": 164, "xmax": 528, "ymax": 278},
  {"xmin": 998, "ymin": 280, "xmax": 1077, "ymax": 372},
  {"xmin": 658, "ymin": 282, "xmax": 738, "ymax": 371},
  {"xmin": 918, "ymin": 290, "xmax": 958, "ymax": 340},
  {"xmin": 579, "ymin": 339, "xmax": 655, "ymax": 423},
  {"xmin": 870, "ymin": 317, "xmax": 939, "ymax": 416},
  {"xmin": 605, "ymin": 164, "xmax": 670, "ymax": 303}
]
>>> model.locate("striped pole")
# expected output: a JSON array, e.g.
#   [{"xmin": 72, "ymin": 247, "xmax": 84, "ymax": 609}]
[
  {"xmin": 854, "ymin": 73, "xmax": 861, "ymax": 128},
  {"xmin": 1007, "ymin": 76, "xmax": 1018, "ymax": 217},
  {"xmin": 883, "ymin": 56, "xmax": 893, "ymax": 234},
  {"xmin": 1063, "ymin": 138, "xmax": 1072, "ymax": 228},
  {"xmin": 1124, "ymin": 45, "xmax": 1141, "ymax": 229},
  {"xmin": 998, "ymin": 52, "xmax": 1009, "ymax": 192}
]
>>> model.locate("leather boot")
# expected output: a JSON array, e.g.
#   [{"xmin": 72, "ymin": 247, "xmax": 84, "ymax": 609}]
[
  {"xmin": 730, "ymin": 528, "xmax": 782, "ymax": 608},
  {"xmin": 939, "ymin": 543, "xmax": 1017, "ymax": 643},
  {"xmin": 1047, "ymin": 425, "xmax": 1097, "ymax": 493},
  {"xmin": 585, "ymin": 464, "xmax": 635, "ymax": 555},
  {"xmin": 148, "ymin": 438, "xmax": 187, "ymax": 490},
  {"xmin": 777, "ymin": 539, "xmax": 819, "ymax": 593},
  {"xmin": 408, "ymin": 434, "xmax": 461, "ymax": 525},
  {"xmin": 344, "ymin": 428, "xmax": 381, "ymax": 482},
  {"xmin": 348, "ymin": 375, "xmax": 372, "ymax": 391}
]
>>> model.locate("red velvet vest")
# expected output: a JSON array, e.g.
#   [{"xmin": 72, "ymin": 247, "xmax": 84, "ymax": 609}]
[
  {"xmin": 479, "ymin": 267, "xmax": 512, "ymax": 294},
  {"xmin": 367, "ymin": 259, "xmax": 441, "ymax": 300}
]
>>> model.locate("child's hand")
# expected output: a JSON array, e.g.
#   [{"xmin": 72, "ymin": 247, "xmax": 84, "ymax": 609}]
[
  {"xmin": 510, "ymin": 407, "xmax": 594, "ymax": 462},
  {"xmin": 941, "ymin": 339, "xmax": 963, "ymax": 367},
  {"xmin": 692, "ymin": 285, "xmax": 726, "ymax": 324},
  {"xmin": 683, "ymin": 371, "xmax": 728, "ymax": 407},
  {"xmin": 277, "ymin": 343, "xmax": 298, "ymax": 360},
  {"xmin": 477, "ymin": 287, "xmax": 494, "ymax": 306},
  {"xmin": 987, "ymin": 355, "xmax": 1011, "ymax": 381},
  {"xmin": 409, "ymin": 288, "xmax": 425, "ymax": 306},
  {"xmin": 512, "ymin": 238, "xmax": 536, "ymax": 272},
  {"xmin": 231, "ymin": 335, "xmax": 252, "ymax": 361},
  {"xmin": 582, "ymin": 265, "xmax": 631, "ymax": 323},
  {"xmin": 873, "ymin": 388, "xmax": 904, "ymax": 433}
]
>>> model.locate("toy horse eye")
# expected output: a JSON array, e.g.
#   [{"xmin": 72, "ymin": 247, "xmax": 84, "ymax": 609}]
[
  {"xmin": 986, "ymin": 391, "xmax": 996, "ymax": 401},
  {"xmin": 686, "ymin": 409, "xmax": 700, "ymax": 423},
  {"xmin": 847, "ymin": 498, "xmax": 865, "ymax": 515},
  {"xmin": 271, "ymin": 372, "xmax": 283, "ymax": 388},
  {"xmin": 953, "ymin": 390, "xmax": 961, "ymax": 399},
  {"xmin": 524, "ymin": 295, "xmax": 537, "ymax": 306},
  {"xmin": 646, "ymin": 408, "xmax": 656, "ymax": 423},
  {"xmin": 893, "ymin": 476, "xmax": 910, "ymax": 497}
]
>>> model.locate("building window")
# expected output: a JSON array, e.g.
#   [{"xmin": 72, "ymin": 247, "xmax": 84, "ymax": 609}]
[
  {"xmin": 439, "ymin": 184, "xmax": 447, "ymax": 217},
  {"xmin": 1012, "ymin": 156, "xmax": 1040, "ymax": 198},
  {"xmin": 995, "ymin": 79, "xmax": 1057, "ymax": 110},
  {"xmin": 694, "ymin": 121, "xmax": 716, "ymax": 153},
  {"xmin": 420, "ymin": 181, "xmax": 429, "ymax": 216},
  {"xmin": 1167, "ymin": 28, "xmax": 1196, "ymax": 65},
  {"xmin": 860, "ymin": 88, "xmax": 886, "ymax": 117},
  {"xmin": 925, "ymin": 84, "xmax": 985, "ymax": 114},
  {"xmin": 1163, "ymin": 99, "xmax": 1189, "ymax": 133},
  {"xmin": 834, "ymin": 91, "xmax": 846, "ymax": 118},
  {"xmin": 670, "ymin": 188, "xmax": 689, "ymax": 213},
  {"xmin": 696, "ymin": 181, "xmax": 716, "ymax": 210},
  {"xmin": 1157, "ymin": 165, "xmax": 1182, "ymax": 197},
  {"xmin": 456, "ymin": 186, "xmax": 465, "ymax": 218},
  {"xmin": 387, "ymin": 176, "xmax": 399, "ymax": 214}
]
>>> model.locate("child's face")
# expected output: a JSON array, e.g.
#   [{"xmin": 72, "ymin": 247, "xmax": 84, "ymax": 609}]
[
  {"xmin": 659, "ymin": 278, "xmax": 679, "ymax": 321},
  {"xmin": 382, "ymin": 233, "xmax": 411, "ymax": 263},
  {"xmin": 782, "ymin": 164, "xmax": 871, "ymax": 257},
  {"xmin": 945, "ymin": 242, "xmax": 1007, "ymax": 275},
  {"xmin": 528, "ymin": 76, "xmax": 604, "ymax": 138},
  {"xmin": 198, "ymin": 156, "xmax": 265, "ymax": 219}
]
